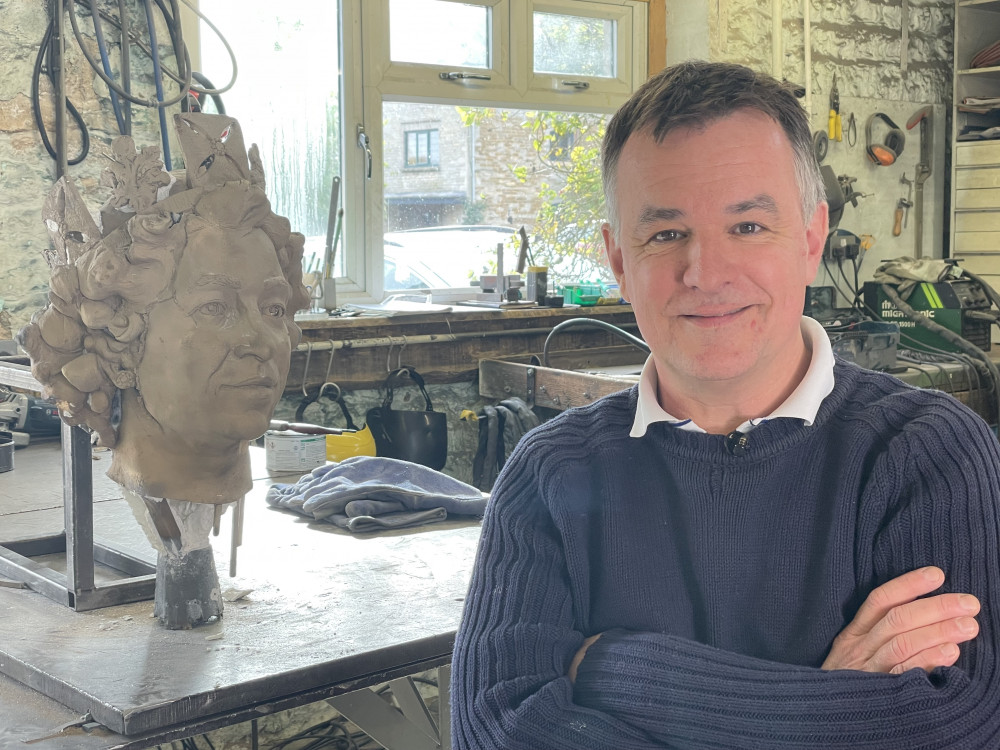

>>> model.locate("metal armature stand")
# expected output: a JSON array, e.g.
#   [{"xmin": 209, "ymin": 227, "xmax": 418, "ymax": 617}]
[{"xmin": 0, "ymin": 363, "xmax": 156, "ymax": 610}]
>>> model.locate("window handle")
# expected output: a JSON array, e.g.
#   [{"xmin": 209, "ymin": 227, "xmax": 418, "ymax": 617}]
[
  {"xmin": 357, "ymin": 125, "xmax": 372, "ymax": 179},
  {"xmin": 560, "ymin": 80, "xmax": 590, "ymax": 90},
  {"xmin": 439, "ymin": 71, "xmax": 492, "ymax": 81}
]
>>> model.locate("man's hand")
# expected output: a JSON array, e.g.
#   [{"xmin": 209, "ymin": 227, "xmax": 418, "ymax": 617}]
[
  {"xmin": 822, "ymin": 566, "xmax": 980, "ymax": 674},
  {"xmin": 568, "ymin": 633, "xmax": 602, "ymax": 683}
]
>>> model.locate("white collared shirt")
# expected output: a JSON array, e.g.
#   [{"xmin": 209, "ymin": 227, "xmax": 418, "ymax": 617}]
[{"xmin": 630, "ymin": 316, "xmax": 836, "ymax": 437}]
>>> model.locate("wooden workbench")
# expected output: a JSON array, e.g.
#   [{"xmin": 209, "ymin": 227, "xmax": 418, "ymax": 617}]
[{"xmin": 0, "ymin": 444, "xmax": 481, "ymax": 747}]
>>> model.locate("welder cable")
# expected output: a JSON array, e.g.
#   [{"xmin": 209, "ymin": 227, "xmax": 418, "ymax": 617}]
[
  {"xmin": 881, "ymin": 283, "xmax": 1000, "ymax": 428},
  {"xmin": 31, "ymin": 17, "xmax": 89, "ymax": 165},
  {"xmin": 541, "ymin": 318, "xmax": 649, "ymax": 368},
  {"xmin": 66, "ymin": 0, "xmax": 189, "ymax": 108},
  {"xmin": 174, "ymin": 0, "xmax": 238, "ymax": 96},
  {"xmin": 90, "ymin": 1, "xmax": 126, "ymax": 134},
  {"xmin": 65, "ymin": 0, "xmax": 235, "ymax": 105},
  {"xmin": 118, "ymin": 0, "xmax": 131, "ymax": 133},
  {"xmin": 142, "ymin": 0, "xmax": 172, "ymax": 167}
]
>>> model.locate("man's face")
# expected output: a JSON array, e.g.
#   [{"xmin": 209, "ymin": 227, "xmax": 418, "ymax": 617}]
[
  {"xmin": 603, "ymin": 109, "xmax": 827, "ymax": 401},
  {"xmin": 136, "ymin": 224, "xmax": 294, "ymax": 446}
]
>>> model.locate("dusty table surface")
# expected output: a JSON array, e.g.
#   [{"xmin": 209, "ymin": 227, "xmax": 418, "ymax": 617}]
[{"xmin": 0, "ymin": 443, "xmax": 482, "ymax": 746}]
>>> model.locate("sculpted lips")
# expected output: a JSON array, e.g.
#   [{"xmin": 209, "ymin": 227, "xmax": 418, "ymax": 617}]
[{"xmin": 222, "ymin": 376, "xmax": 277, "ymax": 390}]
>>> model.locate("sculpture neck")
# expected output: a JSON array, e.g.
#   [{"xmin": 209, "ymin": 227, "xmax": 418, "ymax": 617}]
[{"xmin": 108, "ymin": 388, "xmax": 252, "ymax": 505}]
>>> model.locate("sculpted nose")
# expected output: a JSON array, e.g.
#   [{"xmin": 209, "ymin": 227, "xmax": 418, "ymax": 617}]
[{"xmin": 233, "ymin": 309, "xmax": 277, "ymax": 359}]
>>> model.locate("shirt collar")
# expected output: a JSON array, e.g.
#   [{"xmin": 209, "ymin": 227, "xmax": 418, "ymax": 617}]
[{"xmin": 630, "ymin": 316, "xmax": 835, "ymax": 437}]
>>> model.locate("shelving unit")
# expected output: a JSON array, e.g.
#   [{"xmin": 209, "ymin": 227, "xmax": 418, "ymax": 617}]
[{"xmin": 951, "ymin": 0, "xmax": 1000, "ymax": 310}]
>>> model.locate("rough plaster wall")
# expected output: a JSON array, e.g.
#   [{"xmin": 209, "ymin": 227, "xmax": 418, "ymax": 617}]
[
  {"xmin": 0, "ymin": 0, "xmax": 175, "ymax": 335},
  {"xmin": 666, "ymin": 0, "xmax": 954, "ymax": 307}
]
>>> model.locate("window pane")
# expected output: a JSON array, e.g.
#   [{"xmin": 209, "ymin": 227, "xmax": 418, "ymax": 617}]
[
  {"xmin": 382, "ymin": 102, "xmax": 610, "ymax": 291},
  {"xmin": 390, "ymin": 0, "xmax": 490, "ymax": 68},
  {"xmin": 533, "ymin": 12, "xmax": 616, "ymax": 78},
  {"xmin": 199, "ymin": 0, "xmax": 344, "ymax": 280}
]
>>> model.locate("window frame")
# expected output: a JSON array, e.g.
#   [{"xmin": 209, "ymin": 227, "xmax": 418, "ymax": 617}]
[{"xmin": 338, "ymin": 0, "xmax": 655, "ymax": 302}]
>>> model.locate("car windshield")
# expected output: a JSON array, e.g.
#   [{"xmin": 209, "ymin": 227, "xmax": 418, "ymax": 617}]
[{"xmin": 383, "ymin": 226, "xmax": 517, "ymax": 290}]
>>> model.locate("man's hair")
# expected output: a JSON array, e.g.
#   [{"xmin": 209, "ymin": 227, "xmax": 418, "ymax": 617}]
[{"xmin": 601, "ymin": 60, "xmax": 825, "ymax": 239}]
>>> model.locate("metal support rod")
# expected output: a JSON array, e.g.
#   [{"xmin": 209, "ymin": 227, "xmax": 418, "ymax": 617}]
[{"xmin": 63, "ymin": 422, "xmax": 95, "ymax": 600}]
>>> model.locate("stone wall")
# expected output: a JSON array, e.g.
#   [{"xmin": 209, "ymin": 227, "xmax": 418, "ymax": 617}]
[
  {"xmin": 669, "ymin": 0, "xmax": 955, "ymax": 305},
  {"xmin": 0, "ymin": 0, "xmax": 175, "ymax": 335}
]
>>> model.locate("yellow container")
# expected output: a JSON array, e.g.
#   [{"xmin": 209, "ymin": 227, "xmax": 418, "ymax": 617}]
[{"xmin": 326, "ymin": 425, "xmax": 377, "ymax": 462}]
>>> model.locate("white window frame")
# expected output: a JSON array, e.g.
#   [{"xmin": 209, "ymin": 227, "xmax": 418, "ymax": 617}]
[{"xmin": 338, "ymin": 0, "xmax": 647, "ymax": 302}]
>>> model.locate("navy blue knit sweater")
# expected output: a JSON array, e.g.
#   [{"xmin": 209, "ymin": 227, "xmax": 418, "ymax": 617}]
[{"xmin": 451, "ymin": 361, "xmax": 1000, "ymax": 748}]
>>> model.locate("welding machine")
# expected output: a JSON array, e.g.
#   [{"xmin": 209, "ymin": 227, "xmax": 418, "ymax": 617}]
[{"xmin": 862, "ymin": 279, "xmax": 993, "ymax": 354}]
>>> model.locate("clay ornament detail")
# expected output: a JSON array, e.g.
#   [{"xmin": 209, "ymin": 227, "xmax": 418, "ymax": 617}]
[{"xmin": 19, "ymin": 114, "xmax": 311, "ymax": 506}]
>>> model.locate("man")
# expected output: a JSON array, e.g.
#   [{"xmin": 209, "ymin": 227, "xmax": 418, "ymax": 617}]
[{"xmin": 451, "ymin": 61, "xmax": 1000, "ymax": 748}]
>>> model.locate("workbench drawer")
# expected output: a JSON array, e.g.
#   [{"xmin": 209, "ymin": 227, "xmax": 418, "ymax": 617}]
[
  {"xmin": 953, "ymin": 212, "xmax": 1000, "ymax": 233},
  {"xmin": 956, "ymin": 141, "xmax": 1000, "ymax": 167},
  {"xmin": 956, "ymin": 168, "xmax": 1000, "ymax": 190},
  {"xmin": 954, "ymin": 231, "xmax": 1000, "ymax": 253},
  {"xmin": 955, "ymin": 188, "xmax": 1000, "ymax": 209}
]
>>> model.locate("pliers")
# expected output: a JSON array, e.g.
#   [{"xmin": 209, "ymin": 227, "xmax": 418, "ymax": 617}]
[{"xmin": 828, "ymin": 74, "xmax": 842, "ymax": 142}]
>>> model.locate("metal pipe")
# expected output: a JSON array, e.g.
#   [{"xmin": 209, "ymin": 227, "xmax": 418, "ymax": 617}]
[
  {"xmin": 53, "ymin": 0, "xmax": 68, "ymax": 178},
  {"xmin": 293, "ymin": 324, "xmax": 638, "ymax": 354}
]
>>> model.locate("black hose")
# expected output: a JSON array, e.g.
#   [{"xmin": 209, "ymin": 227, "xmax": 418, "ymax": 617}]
[{"xmin": 881, "ymin": 283, "xmax": 1000, "ymax": 429}]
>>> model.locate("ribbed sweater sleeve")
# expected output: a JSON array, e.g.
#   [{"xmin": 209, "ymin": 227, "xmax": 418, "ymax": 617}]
[{"xmin": 451, "ymin": 369, "xmax": 1000, "ymax": 749}]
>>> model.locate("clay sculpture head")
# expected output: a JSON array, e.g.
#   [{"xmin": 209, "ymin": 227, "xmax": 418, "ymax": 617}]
[{"xmin": 19, "ymin": 114, "xmax": 311, "ymax": 504}]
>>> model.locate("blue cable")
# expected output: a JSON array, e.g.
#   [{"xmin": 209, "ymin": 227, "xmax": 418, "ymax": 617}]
[
  {"xmin": 90, "ymin": 2, "xmax": 126, "ymax": 134},
  {"xmin": 143, "ymin": 0, "xmax": 171, "ymax": 169}
]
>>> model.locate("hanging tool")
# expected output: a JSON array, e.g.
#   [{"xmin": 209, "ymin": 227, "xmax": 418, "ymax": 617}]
[
  {"xmin": 846, "ymin": 112, "xmax": 857, "ymax": 147},
  {"xmin": 894, "ymin": 172, "xmax": 913, "ymax": 237},
  {"xmin": 893, "ymin": 197, "xmax": 912, "ymax": 237},
  {"xmin": 906, "ymin": 106, "xmax": 933, "ymax": 258},
  {"xmin": 828, "ymin": 74, "xmax": 842, "ymax": 142}
]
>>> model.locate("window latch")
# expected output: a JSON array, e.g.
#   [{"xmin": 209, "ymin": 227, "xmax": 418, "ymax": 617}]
[
  {"xmin": 560, "ymin": 80, "xmax": 590, "ymax": 91},
  {"xmin": 357, "ymin": 125, "xmax": 372, "ymax": 179},
  {"xmin": 439, "ymin": 72, "xmax": 492, "ymax": 81}
]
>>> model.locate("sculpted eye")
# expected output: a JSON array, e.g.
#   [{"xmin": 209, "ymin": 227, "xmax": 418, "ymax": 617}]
[
  {"xmin": 197, "ymin": 301, "xmax": 227, "ymax": 317},
  {"xmin": 264, "ymin": 303, "xmax": 286, "ymax": 318}
]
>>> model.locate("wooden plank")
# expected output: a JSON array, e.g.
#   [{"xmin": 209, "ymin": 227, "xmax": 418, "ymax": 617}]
[{"xmin": 478, "ymin": 360, "xmax": 633, "ymax": 411}]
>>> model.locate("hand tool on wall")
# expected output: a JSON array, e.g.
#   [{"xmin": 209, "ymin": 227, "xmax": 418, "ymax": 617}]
[
  {"xmin": 828, "ymin": 74, "xmax": 842, "ymax": 142},
  {"xmin": 894, "ymin": 173, "xmax": 913, "ymax": 237},
  {"xmin": 906, "ymin": 106, "xmax": 933, "ymax": 258},
  {"xmin": 846, "ymin": 112, "xmax": 857, "ymax": 147},
  {"xmin": 894, "ymin": 197, "xmax": 912, "ymax": 236}
]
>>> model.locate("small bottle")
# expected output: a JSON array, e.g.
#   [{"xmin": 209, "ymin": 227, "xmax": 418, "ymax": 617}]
[{"xmin": 526, "ymin": 266, "xmax": 548, "ymax": 305}]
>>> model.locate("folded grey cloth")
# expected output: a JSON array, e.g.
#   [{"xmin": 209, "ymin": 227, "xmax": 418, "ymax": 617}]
[{"xmin": 265, "ymin": 456, "xmax": 487, "ymax": 533}]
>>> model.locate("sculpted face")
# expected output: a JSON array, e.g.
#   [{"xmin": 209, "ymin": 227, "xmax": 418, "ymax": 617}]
[{"xmin": 135, "ymin": 223, "xmax": 293, "ymax": 447}]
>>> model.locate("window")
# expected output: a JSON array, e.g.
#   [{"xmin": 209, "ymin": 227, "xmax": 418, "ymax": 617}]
[
  {"xmin": 404, "ymin": 129, "xmax": 440, "ymax": 168},
  {"xmin": 199, "ymin": 0, "xmax": 651, "ymax": 302}
]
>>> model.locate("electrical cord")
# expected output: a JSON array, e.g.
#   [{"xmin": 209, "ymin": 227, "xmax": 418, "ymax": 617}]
[
  {"xmin": 33, "ymin": 0, "xmax": 237, "ymax": 166},
  {"xmin": 541, "ymin": 318, "xmax": 649, "ymax": 368},
  {"xmin": 89, "ymin": 0, "xmax": 126, "ymax": 134},
  {"xmin": 31, "ymin": 14, "xmax": 89, "ymax": 165}
]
